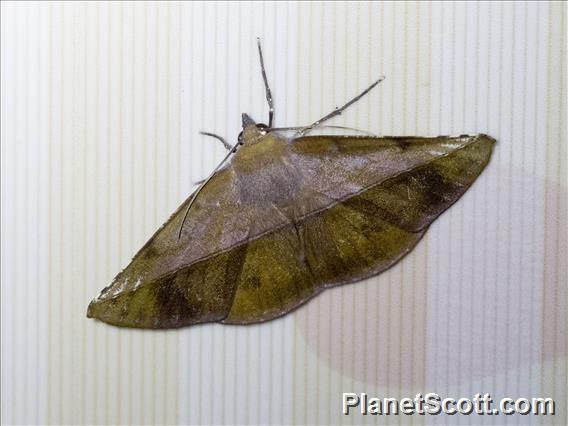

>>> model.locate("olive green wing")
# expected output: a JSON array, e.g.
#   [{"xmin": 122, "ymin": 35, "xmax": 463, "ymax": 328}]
[
  {"xmin": 221, "ymin": 202, "xmax": 425, "ymax": 324},
  {"xmin": 86, "ymin": 243, "xmax": 248, "ymax": 328},
  {"xmin": 287, "ymin": 134, "xmax": 495, "ymax": 221},
  {"xmin": 222, "ymin": 134, "xmax": 495, "ymax": 324},
  {"xmin": 86, "ymin": 164, "xmax": 259, "ymax": 328}
]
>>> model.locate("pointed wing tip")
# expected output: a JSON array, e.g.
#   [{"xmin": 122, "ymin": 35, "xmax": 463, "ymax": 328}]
[
  {"xmin": 86, "ymin": 296, "xmax": 120, "ymax": 325},
  {"xmin": 476, "ymin": 133, "xmax": 497, "ymax": 144},
  {"xmin": 454, "ymin": 133, "xmax": 497, "ymax": 150},
  {"xmin": 474, "ymin": 134, "xmax": 497, "ymax": 158},
  {"xmin": 86, "ymin": 297, "xmax": 129, "ymax": 327},
  {"xmin": 86, "ymin": 298, "xmax": 102, "ymax": 320}
]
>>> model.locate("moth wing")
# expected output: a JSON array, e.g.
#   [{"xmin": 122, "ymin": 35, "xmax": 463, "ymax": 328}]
[
  {"xmin": 222, "ymin": 134, "xmax": 495, "ymax": 324},
  {"xmin": 87, "ymin": 165, "xmax": 266, "ymax": 328},
  {"xmin": 287, "ymin": 134, "xmax": 496, "ymax": 231}
]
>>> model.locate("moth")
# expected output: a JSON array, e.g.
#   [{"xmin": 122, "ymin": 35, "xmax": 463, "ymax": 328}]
[{"xmin": 87, "ymin": 40, "xmax": 495, "ymax": 328}]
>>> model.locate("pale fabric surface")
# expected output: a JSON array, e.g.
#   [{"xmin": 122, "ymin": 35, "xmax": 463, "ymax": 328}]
[{"xmin": 1, "ymin": 2, "xmax": 566, "ymax": 425}]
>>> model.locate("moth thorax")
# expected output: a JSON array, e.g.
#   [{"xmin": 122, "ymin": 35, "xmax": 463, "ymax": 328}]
[{"xmin": 234, "ymin": 132, "xmax": 285, "ymax": 172}]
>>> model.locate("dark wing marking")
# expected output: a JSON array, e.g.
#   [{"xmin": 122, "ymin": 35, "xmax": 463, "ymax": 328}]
[{"xmin": 87, "ymin": 243, "xmax": 248, "ymax": 328}]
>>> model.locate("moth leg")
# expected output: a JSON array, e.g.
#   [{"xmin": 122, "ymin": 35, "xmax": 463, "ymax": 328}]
[
  {"xmin": 298, "ymin": 76, "xmax": 385, "ymax": 136},
  {"xmin": 256, "ymin": 38, "xmax": 274, "ymax": 128},
  {"xmin": 178, "ymin": 138, "xmax": 242, "ymax": 240},
  {"xmin": 200, "ymin": 131, "xmax": 231, "ymax": 151}
]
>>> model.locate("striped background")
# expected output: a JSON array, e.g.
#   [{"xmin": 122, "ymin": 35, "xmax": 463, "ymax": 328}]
[{"xmin": 1, "ymin": 1, "xmax": 566, "ymax": 425}]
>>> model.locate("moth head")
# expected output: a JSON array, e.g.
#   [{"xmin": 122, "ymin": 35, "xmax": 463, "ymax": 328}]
[{"xmin": 238, "ymin": 113, "xmax": 268, "ymax": 147}]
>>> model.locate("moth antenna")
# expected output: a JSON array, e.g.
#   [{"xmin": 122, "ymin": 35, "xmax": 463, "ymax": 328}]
[
  {"xmin": 298, "ymin": 76, "xmax": 386, "ymax": 136},
  {"xmin": 257, "ymin": 38, "xmax": 274, "ymax": 128},
  {"xmin": 270, "ymin": 125, "xmax": 377, "ymax": 136},
  {"xmin": 200, "ymin": 131, "xmax": 231, "ymax": 151},
  {"xmin": 178, "ymin": 139, "xmax": 241, "ymax": 240}
]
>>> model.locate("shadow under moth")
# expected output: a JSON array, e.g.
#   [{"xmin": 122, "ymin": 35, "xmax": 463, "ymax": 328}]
[{"xmin": 87, "ymin": 40, "xmax": 495, "ymax": 328}]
